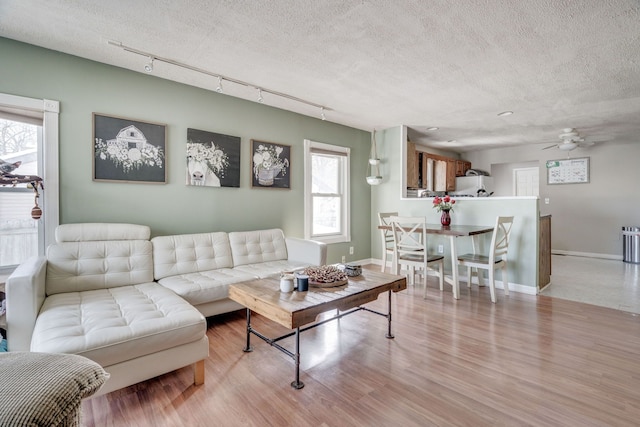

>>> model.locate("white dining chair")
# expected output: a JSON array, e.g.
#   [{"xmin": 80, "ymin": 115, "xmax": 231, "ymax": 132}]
[
  {"xmin": 457, "ymin": 216, "xmax": 514, "ymax": 303},
  {"xmin": 378, "ymin": 212, "xmax": 398, "ymax": 272},
  {"xmin": 390, "ymin": 216, "xmax": 444, "ymax": 298}
]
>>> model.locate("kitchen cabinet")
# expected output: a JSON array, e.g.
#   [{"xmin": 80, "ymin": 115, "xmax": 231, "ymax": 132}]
[
  {"xmin": 404, "ymin": 142, "xmax": 471, "ymax": 192},
  {"xmin": 538, "ymin": 215, "xmax": 552, "ymax": 289},
  {"xmin": 406, "ymin": 142, "xmax": 419, "ymax": 188},
  {"xmin": 455, "ymin": 160, "xmax": 471, "ymax": 177},
  {"xmin": 446, "ymin": 159, "xmax": 456, "ymax": 191}
]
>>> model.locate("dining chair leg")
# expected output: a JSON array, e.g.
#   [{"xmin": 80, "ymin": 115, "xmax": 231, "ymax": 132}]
[
  {"xmin": 503, "ymin": 264, "xmax": 509, "ymax": 295},
  {"xmin": 438, "ymin": 263, "xmax": 444, "ymax": 291},
  {"xmin": 488, "ymin": 267, "xmax": 497, "ymax": 303},
  {"xmin": 466, "ymin": 266, "xmax": 472, "ymax": 288},
  {"xmin": 381, "ymin": 250, "xmax": 387, "ymax": 272}
]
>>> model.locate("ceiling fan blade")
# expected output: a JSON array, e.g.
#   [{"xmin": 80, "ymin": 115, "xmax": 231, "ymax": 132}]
[{"xmin": 542, "ymin": 144, "xmax": 557, "ymax": 150}]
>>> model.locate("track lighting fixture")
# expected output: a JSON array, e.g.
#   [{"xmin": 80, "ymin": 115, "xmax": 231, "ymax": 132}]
[
  {"xmin": 144, "ymin": 57, "xmax": 154, "ymax": 73},
  {"xmin": 108, "ymin": 40, "xmax": 329, "ymax": 116}
]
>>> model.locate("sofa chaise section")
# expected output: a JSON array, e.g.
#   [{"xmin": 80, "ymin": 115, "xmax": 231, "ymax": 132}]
[{"xmin": 6, "ymin": 223, "xmax": 208, "ymax": 395}]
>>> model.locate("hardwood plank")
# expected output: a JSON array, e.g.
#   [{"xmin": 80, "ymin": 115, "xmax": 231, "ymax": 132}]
[{"xmin": 82, "ymin": 265, "xmax": 640, "ymax": 426}]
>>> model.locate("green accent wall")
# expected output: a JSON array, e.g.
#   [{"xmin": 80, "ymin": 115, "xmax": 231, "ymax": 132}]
[{"xmin": 0, "ymin": 37, "xmax": 371, "ymax": 264}]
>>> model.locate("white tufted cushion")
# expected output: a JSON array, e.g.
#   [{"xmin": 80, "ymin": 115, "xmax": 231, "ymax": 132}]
[
  {"xmin": 151, "ymin": 232, "xmax": 233, "ymax": 280},
  {"xmin": 45, "ymin": 240, "xmax": 154, "ymax": 295},
  {"xmin": 232, "ymin": 260, "xmax": 310, "ymax": 279},
  {"xmin": 229, "ymin": 229, "xmax": 288, "ymax": 267},
  {"xmin": 158, "ymin": 268, "xmax": 257, "ymax": 305},
  {"xmin": 30, "ymin": 282, "xmax": 205, "ymax": 367},
  {"xmin": 55, "ymin": 223, "xmax": 150, "ymax": 243}
]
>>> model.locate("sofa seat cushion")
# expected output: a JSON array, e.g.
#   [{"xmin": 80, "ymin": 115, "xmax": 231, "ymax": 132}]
[
  {"xmin": 232, "ymin": 260, "xmax": 310, "ymax": 279},
  {"xmin": 30, "ymin": 283, "xmax": 205, "ymax": 367},
  {"xmin": 229, "ymin": 229, "xmax": 289, "ymax": 266},
  {"xmin": 152, "ymin": 232, "xmax": 233, "ymax": 280},
  {"xmin": 157, "ymin": 268, "xmax": 257, "ymax": 306}
]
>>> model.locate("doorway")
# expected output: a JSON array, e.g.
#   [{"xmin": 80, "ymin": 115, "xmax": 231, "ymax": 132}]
[{"xmin": 513, "ymin": 167, "xmax": 539, "ymax": 197}]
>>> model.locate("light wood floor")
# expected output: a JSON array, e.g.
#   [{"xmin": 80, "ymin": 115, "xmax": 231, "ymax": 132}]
[{"xmin": 83, "ymin": 267, "xmax": 640, "ymax": 426}]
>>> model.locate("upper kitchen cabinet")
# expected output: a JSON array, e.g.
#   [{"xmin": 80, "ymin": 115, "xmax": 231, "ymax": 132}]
[
  {"xmin": 456, "ymin": 160, "xmax": 471, "ymax": 177},
  {"xmin": 404, "ymin": 147, "xmax": 468, "ymax": 192},
  {"xmin": 407, "ymin": 141, "xmax": 419, "ymax": 188}
]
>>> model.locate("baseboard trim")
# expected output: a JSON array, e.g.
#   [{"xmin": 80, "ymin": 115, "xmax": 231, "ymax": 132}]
[
  {"xmin": 552, "ymin": 250, "xmax": 622, "ymax": 261},
  {"xmin": 371, "ymin": 258, "xmax": 537, "ymax": 295}
]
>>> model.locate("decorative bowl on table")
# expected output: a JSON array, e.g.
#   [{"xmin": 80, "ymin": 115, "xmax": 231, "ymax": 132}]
[{"xmin": 303, "ymin": 265, "xmax": 349, "ymax": 288}]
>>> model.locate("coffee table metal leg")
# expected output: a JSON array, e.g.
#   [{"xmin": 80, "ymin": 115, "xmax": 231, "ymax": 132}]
[
  {"xmin": 243, "ymin": 308, "xmax": 253, "ymax": 352},
  {"xmin": 290, "ymin": 327, "xmax": 304, "ymax": 389},
  {"xmin": 385, "ymin": 290, "xmax": 394, "ymax": 339}
]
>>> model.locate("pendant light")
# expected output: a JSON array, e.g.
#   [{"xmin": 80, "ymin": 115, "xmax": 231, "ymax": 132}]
[{"xmin": 366, "ymin": 129, "xmax": 383, "ymax": 185}]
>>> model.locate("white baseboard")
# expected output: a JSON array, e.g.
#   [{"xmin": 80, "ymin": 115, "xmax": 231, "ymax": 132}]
[
  {"xmin": 370, "ymin": 258, "xmax": 537, "ymax": 295},
  {"xmin": 551, "ymin": 250, "xmax": 622, "ymax": 261}
]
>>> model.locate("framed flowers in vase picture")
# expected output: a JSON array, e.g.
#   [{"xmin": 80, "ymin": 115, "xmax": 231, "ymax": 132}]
[
  {"xmin": 251, "ymin": 140, "xmax": 290, "ymax": 189},
  {"xmin": 93, "ymin": 113, "xmax": 166, "ymax": 184}
]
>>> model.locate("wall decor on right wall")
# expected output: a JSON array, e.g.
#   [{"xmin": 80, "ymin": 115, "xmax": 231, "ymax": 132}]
[
  {"xmin": 186, "ymin": 128, "xmax": 241, "ymax": 188},
  {"xmin": 251, "ymin": 139, "xmax": 290, "ymax": 189},
  {"xmin": 546, "ymin": 157, "xmax": 589, "ymax": 185}
]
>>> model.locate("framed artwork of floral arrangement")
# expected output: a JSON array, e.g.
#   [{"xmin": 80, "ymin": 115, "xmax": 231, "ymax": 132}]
[
  {"xmin": 186, "ymin": 128, "xmax": 241, "ymax": 187},
  {"xmin": 93, "ymin": 113, "xmax": 166, "ymax": 184},
  {"xmin": 251, "ymin": 139, "xmax": 290, "ymax": 189}
]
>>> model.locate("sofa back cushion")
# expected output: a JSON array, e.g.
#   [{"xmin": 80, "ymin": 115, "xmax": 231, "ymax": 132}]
[
  {"xmin": 229, "ymin": 229, "xmax": 288, "ymax": 267},
  {"xmin": 46, "ymin": 223, "xmax": 154, "ymax": 295},
  {"xmin": 151, "ymin": 232, "xmax": 233, "ymax": 280}
]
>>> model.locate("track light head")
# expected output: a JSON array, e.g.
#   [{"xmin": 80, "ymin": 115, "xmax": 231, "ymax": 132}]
[
  {"xmin": 216, "ymin": 76, "xmax": 223, "ymax": 93},
  {"xmin": 321, "ymin": 107, "xmax": 326, "ymax": 121},
  {"xmin": 144, "ymin": 57, "xmax": 154, "ymax": 72},
  {"xmin": 257, "ymin": 88, "xmax": 264, "ymax": 103}
]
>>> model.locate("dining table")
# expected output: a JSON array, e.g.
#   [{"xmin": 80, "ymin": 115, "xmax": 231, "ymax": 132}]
[{"xmin": 378, "ymin": 223, "xmax": 495, "ymax": 299}]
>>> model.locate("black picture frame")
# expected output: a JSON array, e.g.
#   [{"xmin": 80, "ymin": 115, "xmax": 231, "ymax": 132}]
[
  {"xmin": 250, "ymin": 139, "xmax": 291, "ymax": 189},
  {"xmin": 186, "ymin": 128, "xmax": 241, "ymax": 188},
  {"xmin": 93, "ymin": 113, "xmax": 166, "ymax": 184}
]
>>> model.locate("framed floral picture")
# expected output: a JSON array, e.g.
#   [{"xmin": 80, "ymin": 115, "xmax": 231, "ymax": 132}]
[
  {"xmin": 186, "ymin": 128, "xmax": 241, "ymax": 187},
  {"xmin": 93, "ymin": 113, "xmax": 166, "ymax": 183},
  {"xmin": 251, "ymin": 140, "xmax": 291, "ymax": 189}
]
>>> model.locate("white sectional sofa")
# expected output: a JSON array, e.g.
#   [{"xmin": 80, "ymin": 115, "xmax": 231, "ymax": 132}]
[
  {"xmin": 6, "ymin": 224, "xmax": 326, "ymax": 394},
  {"xmin": 152, "ymin": 228, "xmax": 327, "ymax": 316}
]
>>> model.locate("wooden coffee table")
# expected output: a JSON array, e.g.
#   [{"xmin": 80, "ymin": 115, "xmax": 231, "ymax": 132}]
[{"xmin": 229, "ymin": 269, "xmax": 407, "ymax": 389}]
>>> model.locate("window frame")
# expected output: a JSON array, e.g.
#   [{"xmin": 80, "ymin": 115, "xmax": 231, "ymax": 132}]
[
  {"xmin": 303, "ymin": 139, "xmax": 351, "ymax": 244},
  {"xmin": 0, "ymin": 93, "xmax": 59, "ymax": 273}
]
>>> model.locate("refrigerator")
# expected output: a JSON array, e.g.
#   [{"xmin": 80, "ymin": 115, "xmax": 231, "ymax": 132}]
[{"xmin": 454, "ymin": 176, "xmax": 494, "ymax": 196}]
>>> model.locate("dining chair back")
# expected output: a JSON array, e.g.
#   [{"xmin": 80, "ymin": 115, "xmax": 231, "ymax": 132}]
[
  {"xmin": 389, "ymin": 216, "xmax": 444, "ymax": 298},
  {"xmin": 457, "ymin": 216, "xmax": 514, "ymax": 303},
  {"xmin": 378, "ymin": 212, "xmax": 398, "ymax": 272}
]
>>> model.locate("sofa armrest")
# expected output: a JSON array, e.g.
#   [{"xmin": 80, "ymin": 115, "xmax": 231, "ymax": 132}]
[
  {"xmin": 6, "ymin": 256, "xmax": 47, "ymax": 351},
  {"xmin": 285, "ymin": 237, "xmax": 327, "ymax": 266}
]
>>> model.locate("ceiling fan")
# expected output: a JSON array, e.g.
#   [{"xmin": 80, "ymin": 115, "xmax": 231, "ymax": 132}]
[{"xmin": 542, "ymin": 128, "xmax": 595, "ymax": 152}]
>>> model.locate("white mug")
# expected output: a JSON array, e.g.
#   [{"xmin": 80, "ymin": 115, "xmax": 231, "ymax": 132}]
[{"xmin": 280, "ymin": 274, "xmax": 294, "ymax": 292}]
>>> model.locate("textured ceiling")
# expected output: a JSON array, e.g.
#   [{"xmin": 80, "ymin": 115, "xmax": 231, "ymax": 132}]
[{"xmin": 1, "ymin": 0, "xmax": 640, "ymax": 153}]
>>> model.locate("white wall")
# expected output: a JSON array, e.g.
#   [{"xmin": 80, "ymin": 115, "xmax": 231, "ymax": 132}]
[{"xmin": 464, "ymin": 140, "xmax": 640, "ymax": 258}]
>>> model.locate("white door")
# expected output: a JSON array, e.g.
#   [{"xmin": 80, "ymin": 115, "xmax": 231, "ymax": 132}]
[{"xmin": 513, "ymin": 167, "xmax": 539, "ymax": 196}]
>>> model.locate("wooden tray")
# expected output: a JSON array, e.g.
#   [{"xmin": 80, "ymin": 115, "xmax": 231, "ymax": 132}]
[{"xmin": 309, "ymin": 279, "xmax": 348, "ymax": 288}]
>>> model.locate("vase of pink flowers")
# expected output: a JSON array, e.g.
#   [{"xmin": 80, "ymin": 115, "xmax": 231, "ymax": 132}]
[{"xmin": 433, "ymin": 195, "xmax": 456, "ymax": 226}]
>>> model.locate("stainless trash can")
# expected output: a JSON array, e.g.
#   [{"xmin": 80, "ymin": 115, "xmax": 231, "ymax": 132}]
[{"xmin": 622, "ymin": 226, "xmax": 640, "ymax": 264}]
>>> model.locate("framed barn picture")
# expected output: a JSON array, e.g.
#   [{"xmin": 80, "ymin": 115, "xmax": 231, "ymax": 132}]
[
  {"xmin": 93, "ymin": 113, "xmax": 166, "ymax": 184},
  {"xmin": 251, "ymin": 139, "xmax": 291, "ymax": 189}
]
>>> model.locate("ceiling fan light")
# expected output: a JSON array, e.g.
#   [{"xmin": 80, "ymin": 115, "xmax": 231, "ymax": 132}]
[{"xmin": 558, "ymin": 142, "xmax": 577, "ymax": 151}]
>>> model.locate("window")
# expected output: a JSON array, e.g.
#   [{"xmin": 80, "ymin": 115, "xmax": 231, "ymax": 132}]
[
  {"xmin": 304, "ymin": 139, "xmax": 350, "ymax": 243},
  {"xmin": 0, "ymin": 93, "xmax": 59, "ymax": 273}
]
